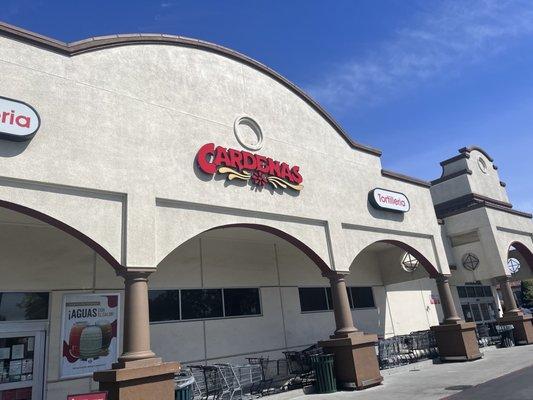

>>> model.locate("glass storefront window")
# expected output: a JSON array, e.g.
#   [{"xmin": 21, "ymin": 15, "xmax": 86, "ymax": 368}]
[
  {"xmin": 299, "ymin": 288, "xmax": 328, "ymax": 312},
  {"xmin": 325, "ymin": 287, "xmax": 353, "ymax": 310},
  {"xmin": 461, "ymin": 304, "xmax": 473, "ymax": 322},
  {"xmin": 480, "ymin": 303, "xmax": 491, "ymax": 320},
  {"xmin": 466, "ymin": 286, "xmax": 477, "ymax": 298},
  {"xmin": 470, "ymin": 304, "xmax": 483, "ymax": 322},
  {"xmin": 181, "ymin": 289, "xmax": 223, "ymax": 320},
  {"xmin": 482, "ymin": 286, "xmax": 493, "ymax": 297},
  {"xmin": 0, "ymin": 293, "xmax": 49, "ymax": 322},
  {"xmin": 0, "ymin": 336, "xmax": 35, "ymax": 385},
  {"xmin": 223, "ymin": 289, "xmax": 261, "ymax": 317},
  {"xmin": 351, "ymin": 287, "xmax": 375, "ymax": 308},
  {"xmin": 148, "ymin": 287, "xmax": 264, "ymax": 322},
  {"xmin": 474, "ymin": 286, "xmax": 485, "ymax": 298},
  {"xmin": 148, "ymin": 290, "xmax": 180, "ymax": 322},
  {"xmin": 457, "ymin": 287, "xmax": 468, "ymax": 298}
]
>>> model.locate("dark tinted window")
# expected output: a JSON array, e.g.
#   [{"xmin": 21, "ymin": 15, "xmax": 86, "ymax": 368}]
[
  {"xmin": 470, "ymin": 304, "xmax": 482, "ymax": 322},
  {"xmin": 181, "ymin": 289, "xmax": 223, "ymax": 320},
  {"xmin": 346, "ymin": 288, "xmax": 354, "ymax": 308},
  {"xmin": 457, "ymin": 286, "xmax": 468, "ymax": 298},
  {"xmin": 326, "ymin": 287, "xmax": 333, "ymax": 310},
  {"xmin": 466, "ymin": 286, "xmax": 477, "ymax": 298},
  {"xmin": 325, "ymin": 287, "xmax": 353, "ymax": 309},
  {"xmin": 483, "ymin": 286, "xmax": 493, "ymax": 297},
  {"xmin": 299, "ymin": 288, "xmax": 328, "ymax": 312},
  {"xmin": 0, "ymin": 292, "xmax": 49, "ymax": 321},
  {"xmin": 148, "ymin": 290, "xmax": 180, "ymax": 322},
  {"xmin": 351, "ymin": 287, "xmax": 375, "ymax": 308},
  {"xmin": 223, "ymin": 288, "xmax": 261, "ymax": 317},
  {"xmin": 474, "ymin": 286, "xmax": 485, "ymax": 298},
  {"xmin": 461, "ymin": 304, "xmax": 473, "ymax": 322}
]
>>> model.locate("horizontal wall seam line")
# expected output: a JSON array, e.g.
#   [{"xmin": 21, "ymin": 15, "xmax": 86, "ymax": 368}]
[
  {"xmin": 155, "ymin": 198, "xmax": 327, "ymax": 227},
  {"xmin": 0, "ymin": 175, "xmax": 127, "ymax": 201},
  {"xmin": 496, "ymin": 226, "xmax": 533, "ymax": 237},
  {"xmin": 341, "ymin": 223, "xmax": 434, "ymax": 239}
]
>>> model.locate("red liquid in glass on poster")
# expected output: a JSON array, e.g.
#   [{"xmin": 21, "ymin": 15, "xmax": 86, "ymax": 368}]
[
  {"xmin": 60, "ymin": 294, "xmax": 120, "ymax": 379},
  {"xmin": 67, "ymin": 391, "xmax": 107, "ymax": 400},
  {"xmin": 67, "ymin": 392, "xmax": 107, "ymax": 400}
]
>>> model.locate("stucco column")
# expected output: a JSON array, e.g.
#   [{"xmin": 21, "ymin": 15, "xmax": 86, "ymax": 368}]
[
  {"xmin": 94, "ymin": 269, "xmax": 179, "ymax": 400},
  {"xmin": 435, "ymin": 274, "xmax": 462, "ymax": 324},
  {"xmin": 326, "ymin": 272, "xmax": 358, "ymax": 337},
  {"xmin": 497, "ymin": 276, "xmax": 522, "ymax": 317},
  {"xmin": 118, "ymin": 270, "xmax": 157, "ymax": 363}
]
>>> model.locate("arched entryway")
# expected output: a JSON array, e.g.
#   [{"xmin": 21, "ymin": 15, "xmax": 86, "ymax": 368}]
[
  {"xmin": 347, "ymin": 240, "xmax": 441, "ymax": 338},
  {"xmin": 0, "ymin": 202, "xmax": 126, "ymax": 399},
  {"xmin": 0, "ymin": 199, "xmax": 123, "ymax": 273},
  {"xmin": 507, "ymin": 241, "xmax": 533, "ymax": 276},
  {"xmin": 347, "ymin": 239, "xmax": 481, "ymax": 362},
  {"xmin": 494, "ymin": 241, "xmax": 533, "ymax": 345},
  {"xmin": 150, "ymin": 224, "xmax": 333, "ymax": 365}
]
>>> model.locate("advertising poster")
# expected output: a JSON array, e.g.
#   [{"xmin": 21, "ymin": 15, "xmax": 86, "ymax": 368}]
[{"xmin": 60, "ymin": 293, "xmax": 120, "ymax": 379}]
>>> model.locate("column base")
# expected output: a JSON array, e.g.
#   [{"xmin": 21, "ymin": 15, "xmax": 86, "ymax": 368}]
[
  {"xmin": 497, "ymin": 314, "xmax": 533, "ymax": 345},
  {"xmin": 318, "ymin": 332, "xmax": 383, "ymax": 390},
  {"xmin": 430, "ymin": 322, "xmax": 482, "ymax": 361},
  {"xmin": 93, "ymin": 358, "xmax": 180, "ymax": 400}
]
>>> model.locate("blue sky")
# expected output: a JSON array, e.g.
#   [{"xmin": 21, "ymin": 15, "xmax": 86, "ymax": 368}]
[{"xmin": 3, "ymin": 0, "xmax": 533, "ymax": 210}]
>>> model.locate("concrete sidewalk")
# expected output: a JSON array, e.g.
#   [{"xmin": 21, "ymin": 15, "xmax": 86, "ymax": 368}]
[{"xmin": 266, "ymin": 345, "xmax": 533, "ymax": 400}]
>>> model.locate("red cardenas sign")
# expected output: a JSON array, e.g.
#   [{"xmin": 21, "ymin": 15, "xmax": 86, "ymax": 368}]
[
  {"xmin": 0, "ymin": 96, "xmax": 40, "ymax": 141},
  {"xmin": 369, "ymin": 188, "xmax": 410, "ymax": 213},
  {"xmin": 196, "ymin": 143, "xmax": 303, "ymax": 191}
]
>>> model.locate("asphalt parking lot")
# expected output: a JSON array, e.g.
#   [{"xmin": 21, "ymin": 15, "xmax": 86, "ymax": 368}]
[
  {"xmin": 442, "ymin": 365, "xmax": 533, "ymax": 400},
  {"xmin": 267, "ymin": 345, "xmax": 533, "ymax": 400}
]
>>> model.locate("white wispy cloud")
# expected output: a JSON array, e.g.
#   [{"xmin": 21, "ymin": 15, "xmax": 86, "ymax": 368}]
[{"xmin": 307, "ymin": 0, "xmax": 533, "ymax": 110}]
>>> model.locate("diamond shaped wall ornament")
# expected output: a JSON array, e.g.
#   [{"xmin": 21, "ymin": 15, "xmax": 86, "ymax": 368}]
[
  {"xmin": 401, "ymin": 252, "xmax": 419, "ymax": 272},
  {"xmin": 462, "ymin": 253, "xmax": 480, "ymax": 271},
  {"xmin": 507, "ymin": 257, "xmax": 521, "ymax": 274}
]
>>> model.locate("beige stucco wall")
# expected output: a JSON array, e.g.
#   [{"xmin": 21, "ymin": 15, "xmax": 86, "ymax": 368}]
[
  {"xmin": 0, "ymin": 215, "xmax": 446, "ymax": 398},
  {"xmin": 1, "ymin": 27, "xmax": 531, "ymax": 400},
  {"xmin": 465, "ymin": 151, "xmax": 509, "ymax": 203},
  {"xmin": 0, "ymin": 34, "xmax": 449, "ymax": 276},
  {"xmin": 431, "ymin": 149, "xmax": 509, "ymax": 206},
  {"xmin": 0, "ymin": 212, "xmax": 124, "ymax": 398}
]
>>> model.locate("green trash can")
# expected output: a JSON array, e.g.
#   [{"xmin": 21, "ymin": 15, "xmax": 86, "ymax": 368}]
[
  {"xmin": 310, "ymin": 354, "xmax": 337, "ymax": 393},
  {"xmin": 175, "ymin": 384, "xmax": 192, "ymax": 400},
  {"xmin": 175, "ymin": 373, "xmax": 194, "ymax": 400}
]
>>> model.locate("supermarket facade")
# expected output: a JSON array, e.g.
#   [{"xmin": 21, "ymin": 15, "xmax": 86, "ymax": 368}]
[{"xmin": 0, "ymin": 22, "xmax": 531, "ymax": 400}]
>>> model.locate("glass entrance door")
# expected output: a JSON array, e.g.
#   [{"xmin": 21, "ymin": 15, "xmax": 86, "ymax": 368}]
[{"xmin": 0, "ymin": 331, "xmax": 45, "ymax": 400}]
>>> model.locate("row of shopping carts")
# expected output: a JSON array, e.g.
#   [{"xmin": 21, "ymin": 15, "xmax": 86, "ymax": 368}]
[
  {"xmin": 182, "ymin": 363, "xmax": 265, "ymax": 400},
  {"xmin": 476, "ymin": 322, "xmax": 515, "ymax": 348},
  {"xmin": 180, "ymin": 346, "xmax": 324, "ymax": 399},
  {"xmin": 377, "ymin": 330, "xmax": 439, "ymax": 370}
]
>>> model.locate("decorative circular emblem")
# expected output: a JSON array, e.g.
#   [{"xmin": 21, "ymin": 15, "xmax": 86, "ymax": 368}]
[
  {"xmin": 401, "ymin": 252, "xmax": 419, "ymax": 272},
  {"xmin": 234, "ymin": 116, "xmax": 264, "ymax": 151},
  {"xmin": 462, "ymin": 253, "xmax": 480, "ymax": 271},
  {"xmin": 477, "ymin": 157, "xmax": 488, "ymax": 174},
  {"xmin": 507, "ymin": 257, "xmax": 521, "ymax": 274}
]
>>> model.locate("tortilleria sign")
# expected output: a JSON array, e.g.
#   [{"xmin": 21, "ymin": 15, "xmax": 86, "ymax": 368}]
[
  {"xmin": 196, "ymin": 143, "xmax": 303, "ymax": 191},
  {"xmin": 369, "ymin": 188, "xmax": 410, "ymax": 213},
  {"xmin": 0, "ymin": 96, "xmax": 40, "ymax": 141}
]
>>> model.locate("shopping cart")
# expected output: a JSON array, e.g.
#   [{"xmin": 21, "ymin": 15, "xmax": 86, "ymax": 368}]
[{"xmin": 213, "ymin": 364, "xmax": 243, "ymax": 400}]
